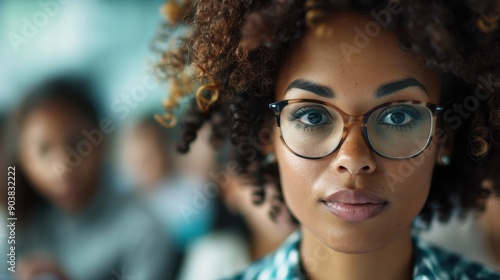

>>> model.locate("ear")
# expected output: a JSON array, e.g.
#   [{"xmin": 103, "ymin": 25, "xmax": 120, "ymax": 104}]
[{"xmin": 435, "ymin": 126, "xmax": 454, "ymax": 166}]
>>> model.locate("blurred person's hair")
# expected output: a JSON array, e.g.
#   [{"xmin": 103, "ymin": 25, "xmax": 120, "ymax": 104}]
[{"xmin": 3, "ymin": 76, "xmax": 101, "ymax": 224}]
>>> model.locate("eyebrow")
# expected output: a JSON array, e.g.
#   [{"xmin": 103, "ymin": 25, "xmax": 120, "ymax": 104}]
[
  {"xmin": 285, "ymin": 78, "xmax": 427, "ymax": 99},
  {"xmin": 285, "ymin": 79, "xmax": 334, "ymax": 98},
  {"xmin": 375, "ymin": 78, "xmax": 427, "ymax": 98}
]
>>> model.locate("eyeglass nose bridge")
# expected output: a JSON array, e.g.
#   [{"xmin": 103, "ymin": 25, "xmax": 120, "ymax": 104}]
[
  {"xmin": 342, "ymin": 115, "xmax": 367, "ymax": 133},
  {"xmin": 346, "ymin": 115, "xmax": 364, "ymax": 123},
  {"xmin": 336, "ymin": 114, "xmax": 371, "ymax": 151}
]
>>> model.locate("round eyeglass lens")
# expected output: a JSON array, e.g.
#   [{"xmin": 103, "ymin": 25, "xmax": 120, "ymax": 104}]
[
  {"xmin": 280, "ymin": 102, "xmax": 344, "ymax": 158},
  {"xmin": 365, "ymin": 103, "xmax": 433, "ymax": 158}
]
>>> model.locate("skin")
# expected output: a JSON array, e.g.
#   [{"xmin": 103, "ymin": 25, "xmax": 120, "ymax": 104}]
[
  {"xmin": 485, "ymin": 196, "xmax": 500, "ymax": 265},
  {"xmin": 176, "ymin": 123, "xmax": 218, "ymax": 177},
  {"xmin": 222, "ymin": 175, "xmax": 298, "ymax": 260},
  {"xmin": 122, "ymin": 122, "xmax": 170, "ymax": 191},
  {"xmin": 479, "ymin": 180, "xmax": 500, "ymax": 266},
  {"xmin": 19, "ymin": 100, "xmax": 103, "ymax": 213},
  {"xmin": 273, "ymin": 13, "xmax": 444, "ymax": 280},
  {"xmin": 17, "ymin": 255, "xmax": 68, "ymax": 280}
]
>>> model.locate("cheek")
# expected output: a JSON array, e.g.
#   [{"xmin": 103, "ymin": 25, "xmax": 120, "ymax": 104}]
[
  {"xmin": 275, "ymin": 134, "xmax": 323, "ymax": 221},
  {"xmin": 73, "ymin": 149, "xmax": 102, "ymax": 185},
  {"xmin": 384, "ymin": 145, "xmax": 437, "ymax": 222},
  {"xmin": 20, "ymin": 147, "xmax": 57, "ymax": 197}
]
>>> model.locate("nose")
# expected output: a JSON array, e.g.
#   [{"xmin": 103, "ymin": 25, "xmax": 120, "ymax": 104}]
[{"xmin": 331, "ymin": 124, "xmax": 376, "ymax": 175}]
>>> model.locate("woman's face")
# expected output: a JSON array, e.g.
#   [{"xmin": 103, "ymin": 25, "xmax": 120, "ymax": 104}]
[
  {"xmin": 19, "ymin": 100, "xmax": 103, "ymax": 212},
  {"xmin": 274, "ymin": 13, "xmax": 441, "ymax": 253},
  {"xmin": 122, "ymin": 123, "xmax": 170, "ymax": 190}
]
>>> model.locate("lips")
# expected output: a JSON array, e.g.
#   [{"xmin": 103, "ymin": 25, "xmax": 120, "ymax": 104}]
[
  {"xmin": 322, "ymin": 189, "xmax": 388, "ymax": 222},
  {"xmin": 56, "ymin": 181, "xmax": 81, "ymax": 202}
]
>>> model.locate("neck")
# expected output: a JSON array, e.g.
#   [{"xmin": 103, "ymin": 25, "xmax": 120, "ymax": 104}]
[
  {"xmin": 480, "ymin": 196, "xmax": 500, "ymax": 265},
  {"xmin": 300, "ymin": 227, "xmax": 414, "ymax": 280},
  {"xmin": 246, "ymin": 212, "xmax": 296, "ymax": 260},
  {"xmin": 249, "ymin": 229, "xmax": 281, "ymax": 260},
  {"xmin": 490, "ymin": 233, "xmax": 500, "ymax": 266}
]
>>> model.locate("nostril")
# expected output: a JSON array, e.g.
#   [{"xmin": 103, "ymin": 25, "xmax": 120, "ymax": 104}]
[
  {"xmin": 337, "ymin": 165, "xmax": 348, "ymax": 172},
  {"xmin": 336, "ymin": 162, "xmax": 375, "ymax": 175}
]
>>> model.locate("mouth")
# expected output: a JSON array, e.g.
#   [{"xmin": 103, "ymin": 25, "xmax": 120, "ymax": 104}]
[
  {"xmin": 321, "ymin": 189, "xmax": 388, "ymax": 222},
  {"xmin": 58, "ymin": 190, "xmax": 80, "ymax": 202},
  {"xmin": 56, "ymin": 182, "xmax": 81, "ymax": 202}
]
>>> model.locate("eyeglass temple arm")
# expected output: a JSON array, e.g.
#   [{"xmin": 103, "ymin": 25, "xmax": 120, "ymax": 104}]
[{"xmin": 269, "ymin": 100, "xmax": 289, "ymax": 114}]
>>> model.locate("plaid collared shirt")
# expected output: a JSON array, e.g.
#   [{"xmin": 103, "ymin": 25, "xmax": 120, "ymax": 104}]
[{"xmin": 227, "ymin": 231, "xmax": 500, "ymax": 280}]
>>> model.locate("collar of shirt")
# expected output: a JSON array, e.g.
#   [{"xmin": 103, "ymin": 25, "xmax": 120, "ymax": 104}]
[{"xmin": 230, "ymin": 230, "xmax": 500, "ymax": 280}]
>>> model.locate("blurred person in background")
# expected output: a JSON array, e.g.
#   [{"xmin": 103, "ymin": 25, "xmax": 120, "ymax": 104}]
[
  {"xmin": 0, "ymin": 113, "xmax": 7, "ymax": 177},
  {"xmin": 419, "ymin": 147, "xmax": 500, "ymax": 271},
  {"xmin": 120, "ymin": 116, "xmax": 174, "ymax": 193},
  {"xmin": 120, "ymin": 119, "xmax": 217, "ymax": 251},
  {"xmin": 178, "ymin": 159, "xmax": 298, "ymax": 280},
  {"xmin": 0, "ymin": 113, "xmax": 8, "ymax": 216},
  {"xmin": 0, "ymin": 77, "xmax": 174, "ymax": 280}
]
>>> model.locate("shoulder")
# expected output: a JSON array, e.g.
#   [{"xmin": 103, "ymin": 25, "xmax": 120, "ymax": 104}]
[
  {"xmin": 418, "ymin": 212, "xmax": 499, "ymax": 270},
  {"xmin": 100, "ymin": 190, "xmax": 167, "ymax": 240},
  {"xmin": 179, "ymin": 231, "xmax": 251, "ymax": 280},
  {"xmin": 225, "ymin": 231, "xmax": 304, "ymax": 280},
  {"xmin": 413, "ymin": 237, "xmax": 500, "ymax": 279},
  {"xmin": 189, "ymin": 231, "xmax": 248, "ymax": 255}
]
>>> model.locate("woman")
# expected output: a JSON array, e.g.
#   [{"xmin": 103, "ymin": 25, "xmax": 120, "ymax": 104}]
[
  {"xmin": 420, "ymin": 167, "xmax": 500, "ymax": 270},
  {"xmin": 155, "ymin": 0, "xmax": 500, "ymax": 279},
  {"xmin": 179, "ymin": 158, "xmax": 297, "ymax": 280},
  {"xmin": 1, "ymin": 77, "xmax": 173, "ymax": 280}
]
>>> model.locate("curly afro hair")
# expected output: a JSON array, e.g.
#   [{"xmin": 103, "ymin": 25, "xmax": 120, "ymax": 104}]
[{"xmin": 154, "ymin": 0, "xmax": 500, "ymax": 226}]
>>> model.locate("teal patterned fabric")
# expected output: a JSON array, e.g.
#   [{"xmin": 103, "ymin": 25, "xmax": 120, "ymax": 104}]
[{"xmin": 227, "ymin": 231, "xmax": 500, "ymax": 280}]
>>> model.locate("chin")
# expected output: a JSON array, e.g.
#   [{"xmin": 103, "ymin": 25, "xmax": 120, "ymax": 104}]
[
  {"xmin": 55, "ymin": 199, "xmax": 88, "ymax": 213},
  {"xmin": 60, "ymin": 204, "xmax": 82, "ymax": 213},
  {"xmin": 323, "ymin": 232, "xmax": 389, "ymax": 254},
  {"xmin": 307, "ymin": 218, "xmax": 397, "ymax": 255}
]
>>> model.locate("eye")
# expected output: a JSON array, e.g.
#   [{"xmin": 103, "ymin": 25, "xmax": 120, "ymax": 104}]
[
  {"xmin": 290, "ymin": 106, "xmax": 332, "ymax": 126},
  {"xmin": 299, "ymin": 111, "xmax": 328, "ymax": 125},
  {"xmin": 38, "ymin": 143, "xmax": 50, "ymax": 158},
  {"xmin": 377, "ymin": 106, "xmax": 421, "ymax": 126},
  {"xmin": 381, "ymin": 111, "xmax": 413, "ymax": 125}
]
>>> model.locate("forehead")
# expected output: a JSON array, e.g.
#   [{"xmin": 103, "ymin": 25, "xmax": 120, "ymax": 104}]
[
  {"xmin": 128, "ymin": 124, "xmax": 165, "ymax": 147},
  {"xmin": 22, "ymin": 101, "xmax": 92, "ymax": 140},
  {"xmin": 277, "ymin": 12, "xmax": 439, "ymax": 102}
]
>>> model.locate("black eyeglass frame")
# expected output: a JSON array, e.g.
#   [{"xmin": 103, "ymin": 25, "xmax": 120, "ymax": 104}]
[{"xmin": 269, "ymin": 99, "xmax": 444, "ymax": 160}]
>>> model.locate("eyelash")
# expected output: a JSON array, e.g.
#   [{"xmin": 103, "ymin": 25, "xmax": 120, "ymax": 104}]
[
  {"xmin": 289, "ymin": 106, "xmax": 326, "ymax": 119},
  {"xmin": 294, "ymin": 122, "xmax": 329, "ymax": 131},
  {"xmin": 377, "ymin": 106, "xmax": 426, "ymax": 131},
  {"xmin": 288, "ymin": 106, "xmax": 332, "ymax": 131}
]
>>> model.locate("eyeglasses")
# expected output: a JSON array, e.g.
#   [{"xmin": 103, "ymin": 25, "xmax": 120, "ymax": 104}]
[{"xmin": 269, "ymin": 99, "xmax": 444, "ymax": 159}]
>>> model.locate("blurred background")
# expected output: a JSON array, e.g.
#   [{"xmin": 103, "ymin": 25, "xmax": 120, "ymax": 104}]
[
  {"xmin": 0, "ymin": 1, "xmax": 298, "ymax": 279},
  {"xmin": 0, "ymin": 0, "xmax": 166, "ymax": 117}
]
